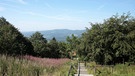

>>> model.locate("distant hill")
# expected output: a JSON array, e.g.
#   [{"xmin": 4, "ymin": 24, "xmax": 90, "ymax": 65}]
[{"xmin": 22, "ymin": 29, "xmax": 85, "ymax": 41}]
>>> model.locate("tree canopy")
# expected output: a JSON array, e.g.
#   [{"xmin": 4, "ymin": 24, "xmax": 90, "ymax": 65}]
[
  {"xmin": 78, "ymin": 13, "xmax": 135, "ymax": 64},
  {"xmin": 0, "ymin": 17, "xmax": 34, "ymax": 56}
]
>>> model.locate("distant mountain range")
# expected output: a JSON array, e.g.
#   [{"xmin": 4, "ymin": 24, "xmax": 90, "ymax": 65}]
[{"xmin": 22, "ymin": 29, "xmax": 85, "ymax": 41}]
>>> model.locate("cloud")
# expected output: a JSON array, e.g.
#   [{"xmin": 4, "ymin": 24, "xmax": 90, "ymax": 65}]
[
  {"xmin": 45, "ymin": 3, "xmax": 53, "ymax": 9},
  {"xmin": 24, "ymin": 11, "xmax": 37, "ymax": 15},
  {"xmin": 0, "ymin": 7, "xmax": 5, "ymax": 12},
  {"xmin": 47, "ymin": 15, "xmax": 82, "ymax": 21},
  {"xmin": 22, "ymin": 11, "xmax": 82, "ymax": 21},
  {"xmin": 23, "ymin": 11, "xmax": 48, "ymax": 17},
  {"xmin": 16, "ymin": 0, "xmax": 27, "ymax": 4},
  {"xmin": 0, "ymin": 2, "xmax": 19, "ymax": 8},
  {"xmin": 32, "ymin": 1, "xmax": 53, "ymax": 9},
  {"xmin": 45, "ymin": 3, "xmax": 51, "ymax": 8},
  {"xmin": 97, "ymin": 5, "xmax": 105, "ymax": 11},
  {"xmin": 5, "ymin": 0, "xmax": 27, "ymax": 4}
]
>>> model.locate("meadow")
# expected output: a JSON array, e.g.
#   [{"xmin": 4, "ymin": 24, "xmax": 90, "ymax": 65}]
[
  {"xmin": 86, "ymin": 62, "xmax": 135, "ymax": 76},
  {"xmin": 0, "ymin": 55, "xmax": 76, "ymax": 76}
]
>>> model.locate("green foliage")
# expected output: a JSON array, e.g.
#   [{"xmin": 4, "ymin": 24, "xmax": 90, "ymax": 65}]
[
  {"xmin": 29, "ymin": 32, "xmax": 47, "ymax": 57},
  {"xmin": 0, "ymin": 17, "xmax": 80, "ymax": 58},
  {"xmin": 58, "ymin": 42, "xmax": 70, "ymax": 58},
  {"xmin": 0, "ymin": 17, "xmax": 34, "ymax": 55},
  {"xmin": 87, "ymin": 62, "xmax": 135, "ymax": 76},
  {"xmin": 79, "ymin": 13, "xmax": 135, "ymax": 64},
  {"xmin": 66, "ymin": 34, "xmax": 80, "ymax": 59},
  {"xmin": 47, "ymin": 37, "xmax": 60, "ymax": 58},
  {"xmin": 29, "ymin": 32, "xmax": 65, "ymax": 58}
]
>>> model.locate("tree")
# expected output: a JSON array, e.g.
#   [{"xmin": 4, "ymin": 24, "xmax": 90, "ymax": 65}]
[
  {"xmin": 29, "ymin": 32, "xmax": 47, "ymax": 57},
  {"xmin": 47, "ymin": 37, "xmax": 60, "ymax": 58},
  {"xmin": 0, "ymin": 17, "xmax": 34, "ymax": 55},
  {"xmin": 58, "ymin": 42, "xmax": 70, "ymax": 58},
  {"xmin": 66, "ymin": 34, "xmax": 80, "ymax": 59},
  {"xmin": 80, "ymin": 13, "xmax": 135, "ymax": 64}
]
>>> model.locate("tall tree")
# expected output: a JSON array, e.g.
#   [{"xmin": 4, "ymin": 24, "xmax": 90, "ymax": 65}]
[
  {"xmin": 58, "ymin": 42, "xmax": 70, "ymax": 58},
  {"xmin": 66, "ymin": 34, "xmax": 80, "ymax": 59},
  {"xmin": 47, "ymin": 37, "xmax": 60, "ymax": 58},
  {"xmin": 29, "ymin": 32, "xmax": 47, "ymax": 57},
  {"xmin": 0, "ymin": 17, "xmax": 34, "ymax": 55}
]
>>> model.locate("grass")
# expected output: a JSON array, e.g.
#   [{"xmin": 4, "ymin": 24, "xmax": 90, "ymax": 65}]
[
  {"xmin": 86, "ymin": 62, "xmax": 135, "ymax": 76},
  {"xmin": 0, "ymin": 55, "xmax": 76, "ymax": 76},
  {"xmin": 0, "ymin": 55, "xmax": 43, "ymax": 76}
]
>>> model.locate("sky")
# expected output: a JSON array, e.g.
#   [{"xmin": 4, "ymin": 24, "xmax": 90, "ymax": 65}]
[{"xmin": 0, "ymin": 0, "xmax": 135, "ymax": 32}]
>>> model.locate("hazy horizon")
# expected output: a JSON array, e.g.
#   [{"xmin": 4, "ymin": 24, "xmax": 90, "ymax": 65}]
[{"xmin": 21, "ymin": 28, "xmax": 86, "ymax": 32}]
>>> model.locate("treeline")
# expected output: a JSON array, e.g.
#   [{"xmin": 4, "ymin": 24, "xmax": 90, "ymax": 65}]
[
  {"xmin": 0, "ymin": 17, "xmax": 70, "ymax": 58},
  {"xmin": 29, "ymin": 32, "xmax": 70, "ymax": 58},
  {"xmin": 76, "ymin": 13, "xmax": 135, "ymax": 65}
]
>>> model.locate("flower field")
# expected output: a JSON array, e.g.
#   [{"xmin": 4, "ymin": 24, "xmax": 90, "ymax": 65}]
[
  {"xmin": 24, "ymin": 55, "xmax": 70, "ymax": 67},
  {"xmin": 0, "ymin": 55, "xmax": 75, "ymax": 76}
]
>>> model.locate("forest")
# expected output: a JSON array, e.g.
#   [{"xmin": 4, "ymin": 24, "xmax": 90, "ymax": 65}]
[{"xmin": 0, "ymin": 13, "xmax": 135, "ymax": 75}]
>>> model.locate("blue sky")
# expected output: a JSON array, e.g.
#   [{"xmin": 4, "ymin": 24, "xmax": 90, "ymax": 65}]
[{"xmin": 0, "ymin": 0, "xmax": 135, "ymax": 32}]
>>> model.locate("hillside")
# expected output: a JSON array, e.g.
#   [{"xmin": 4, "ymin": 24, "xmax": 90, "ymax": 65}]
[{"xmin": 22, "ymin": 29, "xmax": 85, "ymax": 41}]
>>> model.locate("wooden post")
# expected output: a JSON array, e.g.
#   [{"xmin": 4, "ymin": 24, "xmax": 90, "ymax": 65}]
[
  {"xmin": 68, "ymin": 65, "xmax": 72, "ymax": 76},
  {"xmin": 94, "ymin": 66, "xmax": 96, "ymax": 74},
  {"xmin": 85, "ymin": 61, "xmax": 86, "ymax": 66},
  {"xmin": 78, "ymin": 61, "xmax": 80, "ymax": 76}
]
